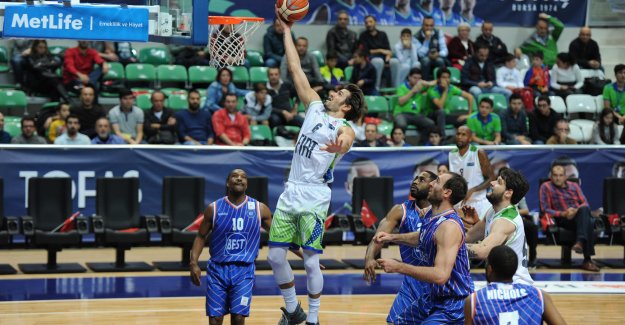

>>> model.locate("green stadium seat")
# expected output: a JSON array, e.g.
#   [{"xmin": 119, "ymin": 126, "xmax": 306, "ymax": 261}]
[
  {"xmin": 344, "ymin": 66, "xmax": 353, "ymax": 82},
  {"xmin": 434, "ymin": 67, "xmax": 461, "ymax": 84},
  {"xmin": 377, "ymin": 120, "xmax": 393, "ymax": 137},
  {"xmin": 139, "ymin": 47, "xmax": 171, "ymax": 65},
  {"xmin": 161, "ymin": 88, "xmax": 188, "ymax": 98},
  {"xmin": 136, "ymin": 93, "xmax": 152, "ymax": 110},
  {"xmin": 229, "ymin": 66, "xmax": 249, "ymax": 89},
  {"xmin": 246, "ymin": 50, "xmax": 264, "ymax": 67},
  {"xmin": 250, "ymin": 124, "xmax": 273, "ymax": 143},
  {"xmin": 445, "ymin": 95, "xmax": 470, "ymax": 113},
  {"xmin": 125, "ymin": 63, "xmax": 156, "ymax": 89},
  {"xmin": 365, "ymin": 95, "xmax": 389, "ymax": 115},
  {"xmin": 310, "ymin": 50, "xmax": 325, "ymax": 67},
  {"xmin": 101, "ymin": 62, "xmax": 125, "ymax": 97},
  {"xmin": 0, "ymin": 90, "xmax": 27, "ymax": 115},
  {"xmin": 157, "ymin": 64, "xmax": 188, "ymax": 89},
  {"xmin": 166, "ymin": 93, "xmax": 188, "ymax": 110},
  {"xmin": 0, "ymin": 46, "xmax": 9, "ymax": 73},
  {"xmin": 3, "ymin": 115, "xmax": 21, "ymax": 137},
  {"xmin": 48, "ymin": 46, "xmax": 68, "ymax": 57},
  {"xmin": 41, "ymin": 102, "xmax": 59, "ymax": 111},
  {"xmin": 188, "ymin": 66, "xmax": 217, "ymax": 89},
  {"xmin": 478, "ymin": 93, "xmax": 508, "ymax": 113},
  {"xmin": 249, "ymin": 67, "xmax": 269, "ymax": 84}
]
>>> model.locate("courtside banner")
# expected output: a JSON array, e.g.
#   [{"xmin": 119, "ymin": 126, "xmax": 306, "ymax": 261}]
[{"xmin": 2, "ymin": 4, "xmax": 149, "ymax": 41}]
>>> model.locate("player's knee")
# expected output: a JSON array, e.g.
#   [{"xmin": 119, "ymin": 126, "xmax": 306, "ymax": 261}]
[
  {"xmin": 303, "ymin": 254, "xmax": 320, "ymax": 273},
  {"xmin": 267, "ymin": 247, "xmax": 287, "ymax": 267},
  {"xmin": 230, "ymin": 314, "xmax": 245, "ymax": 325},
  {"xmin": 209, "ymin": 316, "xmax": 224, "ymax": 325}
]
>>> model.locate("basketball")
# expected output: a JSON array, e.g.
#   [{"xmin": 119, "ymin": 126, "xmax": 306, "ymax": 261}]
[{"xmin": 276, "ymin": 0, "xmax": 309, "ymax": 22}]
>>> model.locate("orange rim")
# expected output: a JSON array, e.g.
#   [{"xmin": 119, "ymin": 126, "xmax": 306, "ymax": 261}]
[{"xmin": 208, "ymin": 16, "xmax": 264, "ymax": 25}]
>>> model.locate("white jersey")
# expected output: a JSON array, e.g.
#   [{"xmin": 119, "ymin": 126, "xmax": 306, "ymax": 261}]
[
  {"xmin": 449, "ymin": 144, "xmax": 487, "ymax": 203},
  {"xmin": 484, "ymin": 205, "xmax": 534, "ymax": 285}
]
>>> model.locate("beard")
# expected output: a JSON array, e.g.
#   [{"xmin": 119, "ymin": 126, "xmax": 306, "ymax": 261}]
[
  {"xmin": 486, "ymin": 190, "xmax": 503, "ymax": 206},
  {"xmin": 189, "ymin": 103, "xmax": 200, "ymax": 111},
  {"xmin": 411, "ymin": 188, "xmax": 429, "ymax": 201},
  {"xmin": 427, "ymin": 192, "xmax": 442, "ymax": 207}
]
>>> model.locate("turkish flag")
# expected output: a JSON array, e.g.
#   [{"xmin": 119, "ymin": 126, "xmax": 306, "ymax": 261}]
[
  {"xmin": 184, "ymin": 213, "xmax": 205, "ymax": 232},
  {"xmin": 57, "ymin": 212, "xmax": 81, "ymax": 233},
  {"xmin": 360, "ymin": 200, "xmax": 378, "ymax": 228}
]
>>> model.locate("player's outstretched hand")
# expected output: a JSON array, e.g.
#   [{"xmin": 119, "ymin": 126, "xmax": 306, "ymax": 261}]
[
  {"xmin": 274, "ymin": 7, "xmax": 293, "ymax": 29},
  {"xmin": 320, "ymin": 138, "xmax": 343, "ymax": 154},
  {"xmin": 374, "ymin": 231, "xmax": 395, "ymax": 244},
  {"xmin": 461, "ymin": 205, "xmax": 479, "ymax": 226},
  {"xmin": 363, "ymin": 258, "xmax": 379, "ymax": 284},
  {"xmin": 190, "ymin": 263, "xmax": 202, "ymax": 286},
  {"xmin": 376, "ymin": 258, "xmax": 402, "ymax": 274}
]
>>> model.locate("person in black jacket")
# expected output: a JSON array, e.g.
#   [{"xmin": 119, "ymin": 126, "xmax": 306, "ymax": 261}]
[
  {"xmin": 461, "ymin": 44, "xmax": 512, "ymax": 101},
  {"xmin": 350, "ymin": 50, "xmax": 377, "ymax": 95},
  {"xmin": 144, "ymin": 91, "xmax": 177, "ymax": 144},
  {"xmin": 528, "ymin": 95, "xmax": 562, "ymax": 144},
  {"xmin": 24, "ymin": 40, "xmax": 70, "ymax": 102},
  {"xmin": 568, "ymin": 27, "xmax": 602, "ymax": 70},
  {"xmin": 475, "ymin": 21, "xmax": 508, "ymax": 66}
]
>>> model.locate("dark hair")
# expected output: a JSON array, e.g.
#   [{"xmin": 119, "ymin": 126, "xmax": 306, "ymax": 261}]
[
  {"xmin": 325, "ymin": 53, "xmax": 338, "ymax": 60},
  {"xmin": 353, "ymin": 49, "xmax": 367, "ymax": 59},
  {"xmin": 477, "ymin": 43, "xmax": 490, "ymax": 51},
  {"xmin": 253, "ymin": 83, "xmax": 267, "ymax": 93},
  {"xmin": 479, "ymin": 97, "xmax": 494, "ymax": 108},
  {"xmin": 554, "ymin": 119, "xmax": 569, "ymax": 131},
  {"xmin": 537, "ymin": 95, "xmax": 550, "ymax": 106},
  {"xmin": 65, "ymin": 113, "xmax": 80, "ymax": 124},
  {"xmin": 57, "ymin": 102, "xmax": 69, "ymax": 111},
  {"xmin": 487, "ymin": 245, "xmax": 518, "ymax": 280},
  {"xmin": 391, "ymin": 126, "xmax": 405, "ymax": 135},
  {"xmin": 217, "ymin": 67, "xmax": 233, "ymax": 84},
  {"xmin": 423, "ymin": 15, "xmax": 434, "ymax": 22},
  {"xmin": 151, "ymin": 90, "xmax": 166, "ymax": 100},
  {"xmin": 532, "ymin": 52, "xmax": 544, "ymax": 60},
  {"xmin": 551, "ymin": 155, "xmax": 577, "ymax": 168},
  {"xmin": 614, "ymin": 64, "xmax": 625, "ymax": 75},
  {"xmin": 343, "ymin": 83, "xmax": 366, "ymax": 122},
  {"xmin": 428, "ymin": 127, "xmax": 442, "ymax": 137},
  {"xmin": 408, "ymin": 67, "xmax": 422, "ymax": 77},
  {"xmin": 499, "ymin": 168, "xmax": 530, "ymax": 205},
  {"xmin": 556, "ymin": 52, "xmax": 575, "ymax": 66},
  {"xmin": 503, "ymin": 53, "xmax": 515, "ymax": 63},
  {"xmin": 20, "ymin": 116, "xmax": 36, "ymax": 128},
  {"xmin": 188, "ymin": 88, "xmax": 201, "ymax": 97},
  {"xmin": 118, "ymin": 88, "xmax": 134, "ymax": 99},
  {"xmin": 400, "ymin": 28, "xmax": 412, "ymax": 37},
  {"xmin": 598, "ymin": 108, "xmax": 616, "ymax": 144},
  {"xmin": 437, "ymin": 67, "xmax": 451, "ymax": 79},
  {"xmin": 444, "ymin": 172, "xmax": 468, "ymax": 205},
  {"xmin": 80, "ymin": 84, "xmax": 96, "ymax": 95},
  {"xmin": 365, "ymin": 15, "xmax": 376, "ymax": 22},
  {"xmin": 225, "ymin": 168, "xmax": 246, "ymax": 194},
  {"xmin": 224, "ymin": 92, "xmax": 238, "ymax": 102},
  {"xmin": 509, "ymin": 93, "xmax": 522, "ymax": 103},
  {"xmin": 296, "ymin": 36, "xmax": 308, "ymax": 43},
  {"xmin": 423, "ymin": 170, "xmax": 438, "ymax": 182},
  {"xmin": 30, "ymin": 39, "xmax": 49, "ymax": 55}
]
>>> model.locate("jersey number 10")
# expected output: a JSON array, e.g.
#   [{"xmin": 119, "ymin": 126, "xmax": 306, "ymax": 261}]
[{"xmin": 232, "ymin": 218, "xmax": 244, "ymax": 231}]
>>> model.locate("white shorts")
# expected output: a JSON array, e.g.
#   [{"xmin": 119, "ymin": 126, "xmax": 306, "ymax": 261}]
[{"xmin": 276, "ymin": 181, "xmax": 331, "ymax": 215}]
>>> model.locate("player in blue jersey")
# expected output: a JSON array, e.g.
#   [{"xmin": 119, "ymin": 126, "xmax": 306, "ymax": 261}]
[
  {"xmin": 376, "ymin": 172, "xmax": 474, "ymax": 324},
  {"xmin": 360, "ymin": 0, "xmax": 396, "ymax": 25},
  {"xmin": 189, "ymin": 169, "xmax": 282, "ymax": 324},
  {"xmin": 440, "ymin": 0, "xmax": 463, "ymax": 26},
  {"xmin": 363, "ymin": 171, "xmax": 437, "ymax": 324},
  {"xmin": 395, "ymin": 0, "xmax": 423, "ymax": 25},
  {"xmin": 414, "ymin": 0, "xmax": 445, "ymax": 26},
  {"xmin": 309, "ymin": 0, "xmax": 368, "ymax": 25},
  {"xmin": 465, "ymin": 245, "xmax": 567, "ymax": 325},
  {"xmin": 459, "ymin": 0, "xmax": 483, "ymax": 26}
]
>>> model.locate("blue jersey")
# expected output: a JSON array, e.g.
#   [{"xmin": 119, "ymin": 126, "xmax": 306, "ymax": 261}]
[
  {"xmin": 395, "ymin": 8, "xmax": 423, "ymax": 26},
  {"xmin": 311, "ymin": 0, "xmax": 368, "ymax": 25},
  {"xmin": 414, "ymin": 5, "xmax": 444, "ymax": 26},
  {"xmin": 399, "ymin": 200, "xmax": 428, "ymax": 265},
  {"xmin": 417, "ymin": 209, "xmax": 473, "ymax": 300},
  {"xmin": 472, "ymin": 282, "xmax": 544, "ymax": 325},
  {"xmin": 462, "ymin": 14, "xmax": 484, "ymax": 27},
  {"xmin": 209, "ymin": 196, "xmax": 261, "ymax": 264},
  {"xmin": 443, "ymin": 11, "xmax": 463, "ymax": 26},
  {"xmin": 360, "ymin": 0, "xmax": 396, "ymax": 25}
]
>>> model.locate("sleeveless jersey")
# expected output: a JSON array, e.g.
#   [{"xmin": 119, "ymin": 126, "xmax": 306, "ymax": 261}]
[
  {"xmin": 484, "ymin": 205, "xmax": 534, "ymax": 285},
  {"xmin": 209, "ymin": 196, "xmax": 261, "ymax": 264},
  {"xmin": 472, "ymin": 282, "xmax": 544, "ymax": 325},
  {"xmin": 449, "ymin": 144, "xmax": 486, "ymax": 203},
  {"xmin": 415, "ymin": 5, "xmax": 444, "ymax": 26},
  {"xmin": 417, "ymin": 209, "xmax": 474, "ymax": 299},
  {"xmin": 395, "ymin": 8, "xmax": 423, "ymax": 25},
  {"xmin": 309, "ymin": 0, "xmax": 367, "ymax": 25},
  {"xmin": 443, "ymin": 12, "xmax": 463, "ymax": 26},
  {"xmin": 360, "ymin": 0, "xmax": 396, "ymax": 25},
  {"xmin": 289, "ymin": 101, "xmax": 349, "ymax": 185},
  {"xmin": 399, "ymin": 200, "xmax": 429, "ymax": 266}
]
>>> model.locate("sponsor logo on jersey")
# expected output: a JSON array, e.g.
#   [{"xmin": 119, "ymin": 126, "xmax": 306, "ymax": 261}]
[{"xmin": 225, "ymin": 233, "xmax": 247, "ymax": 255}]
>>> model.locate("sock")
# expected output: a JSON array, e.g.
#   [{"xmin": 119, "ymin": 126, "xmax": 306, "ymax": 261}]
[
  {"xmin": 280, "ymin": 286, "xmax": 298, "ymax": 313},
  {"xmin": 307, "ymin": 297, "xmax": 320, "ymax": 323}
]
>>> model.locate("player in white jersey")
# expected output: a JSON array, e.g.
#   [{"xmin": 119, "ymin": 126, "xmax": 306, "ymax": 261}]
[
  {"xmin": 465, "ymin": 167, "xmax": 534, "ymax": 285},
  {"xmin": 449, "ymin": 125, "xmax": 495, "ymax": 220},
  {"xmin": 267, "ymin": 11, "xmax": 366, "ymax": 325}
]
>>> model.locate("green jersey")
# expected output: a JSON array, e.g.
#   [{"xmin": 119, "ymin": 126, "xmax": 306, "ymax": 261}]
[
  {"xmin": 603, "ymin": 82, "xmax": 625, "ymax": 115},
  {"xmin": 426, "ymin": 84, "xmax": 463, "ymax": 115},
  {"xmin": 393, "ymin": 82, "xmax": 428, "ymax": 115},
  {"xmin": 467, "ymin": 112, "xmax": 501, "ymax": 141}
]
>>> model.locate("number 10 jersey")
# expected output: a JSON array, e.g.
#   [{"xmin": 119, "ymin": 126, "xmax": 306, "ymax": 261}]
[{"xmin": 209, "ymin": 196, "xmax": 261, "ymax": 264}]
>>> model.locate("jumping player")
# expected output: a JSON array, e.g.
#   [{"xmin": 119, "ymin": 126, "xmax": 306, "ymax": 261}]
[
  {"xmin": 376, "ymin": 172, "xmax": 474, "ymax": 324},
  {"xmin": 268, "ymin": 11, "xmax": 366, "ymax": 325},
  {"xmin": 465, "ymin": 167, "xmax": 534, "ymax": 285},
  {"xmin": 363, "ymin": 171, "xmax": 437, "ymax": 323},
  {"xmin": 189, "ymin": 169, "xmax": 274, "ymax": 325},
  {"xmin": 465, "ymin": 245, "xmax": 567, "ymax": 325}
]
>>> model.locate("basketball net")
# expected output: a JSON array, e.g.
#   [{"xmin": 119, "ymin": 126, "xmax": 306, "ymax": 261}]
[{"xmin": 208, "ymin": 16, "xmax": 264, "ymax": 69}]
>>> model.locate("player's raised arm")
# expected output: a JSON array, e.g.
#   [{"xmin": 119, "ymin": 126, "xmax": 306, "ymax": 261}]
[
  {"xmin": 190, "ymin": 203, "xmax": 215, "ymax": 286},
  {"xmin": 275, "ymin": 12, "xmax": 320, "ymax": 108},
  {"xmin": 364, "ymin": 204, "xmax": 404, "ymax": 283},
  {"xmin": 321, "ymin": 124, "xmax": 356, "ymax": 154}
]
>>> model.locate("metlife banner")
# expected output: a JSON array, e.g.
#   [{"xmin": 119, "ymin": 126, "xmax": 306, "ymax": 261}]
[{"xmin": 2, "ymin": 4, "xmax": 149, "ymax": 42}]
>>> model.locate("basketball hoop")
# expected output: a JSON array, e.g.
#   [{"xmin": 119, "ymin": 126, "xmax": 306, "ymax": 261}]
[{"xmin": 208, "ymin": 16, "xmax": 264, "ymax": 69}]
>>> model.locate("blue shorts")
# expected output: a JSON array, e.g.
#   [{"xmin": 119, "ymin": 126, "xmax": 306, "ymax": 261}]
[
  {"xmin": 421, "ymin": 297, "xmax": 466, "ymax": 324},
  {"xmin": 205, "ymin": 261, "xmax": 255, "ymax": 317},
  {"xmin": 387, "ymin": 277, "xmax": 424, "ymax": 324}
]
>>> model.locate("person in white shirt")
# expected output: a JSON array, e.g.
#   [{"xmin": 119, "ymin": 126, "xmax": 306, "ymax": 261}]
[
  {"xmin": 242, "ymin": 83, "xmax": 272, "ymax": 126},
  {"xmin": 497, "ymin": 54, "xmax": 524, "ymax": 92},
  {"xmin": 550, "ymin": 52, "xmax": 583, "ymax": 99},
  {"xmin": 394, "ymin": 28, "xmax": 421, "ymax": 89},
  {"xmin": 54, "ymin": 114, "xmax": 91, "ymax": 145}
]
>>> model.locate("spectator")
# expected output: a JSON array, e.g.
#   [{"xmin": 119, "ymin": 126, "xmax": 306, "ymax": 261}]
[
  {"xmin": 461, "ymin": 44, "xmax": 512, "ymax": 101},
  {"xmin": 169, "ymin": 45, "xmax": 209, "ymax": 68},
  {"xmin": 592, "ymin": 108, "xmax": 621, "ymax": 145},
  {"xmin": 415, "ymin": 16, "xmax": 448, "ymax": 80},
  {"xmin": 437, "ymin": 163, "xmax": 449, "ymax": 175},
  {"xmin": 500, "ymin": 94, "xmax": 531, "ymax": 145},
  {"xmin": 44, "ymin": 103, "xmax": 70, "ymax": 143},
  {"xmin": 466, "ymin": 97, "xmax": 502, "ymax": 145},
  {"xmin": 603, "ymin": 64, "xmax": 625, "ymax": 124},
  {"xmin": 355, "ymin": 123, "xmax": 388, "ymax": 147},
  {"xmin": 10, "ymin": 40, "xmax": 32, "ymax": 87},
  {"xmin": 263, "ymin": 18, "xmax": 295, "ymax": 68},
  {"xmin": 54, "ymin": 115, "xmax": 91, "ymax": 145},
  {"xmin": 360, "ymin": 0, "xmax": 395, "ymax": 25},
  {"xmin": 0, "ymin": 113, "xmax": 11, "ymax": 143},
  {"xmin": 310, "ymin": 1, "xmax": 368, "ymax": 25},
  {"xmin": 415, "ymin": 0, "xmax": 444, "ymax": 26},
  {"xmin": 460, "ymin": 0, "xmax": 483, "ymax": 26},
  {"xmin": 325, "ymin": 11, "xmax": 358, "ymax": 69},
  {"xmin": 546, "ymin": 119, "xmax": 577, "ymax": 145},
  {"xmin": 569, "ymin": 27, "xmax": 602, "ymax": 70},
  {"xmin": 550, "ymin": 52, "xmax": 583, "ymax": 99},
  {"xmin": 90, "ymin": 41, "xmax": 118, "ymax": 62},
  {"xmin": 523, "ymin": 51, "xmax": 551, "ymax": 97},
  {"xmin": 177, "ymin": 89, "xmax": 214, "ymax": 145},
  {"xmin": 242, "ymin": 83, "xmax": 272, "ymax": 126},
  {"xmin": 350, "ymin": 50, "xmax": 377, "ymax": 96},
  {"xmin": 108, "ymin": 89, "xmax": 144, "ymax": 144},
  {"xmin": 427, "ymin": 67, "xmax": 475, "ymax": 131},
  {"xmin": 539, "ymin": 164, "xmax": 600, "ymax": 272},
  {"xmin": 425, "ymin": 128, "xmax": 443, "ymax": 146},
  {"xmin": 63, "ymin": 41, "xmax": 109, "ymax": 92},
  {"xmin": 475, "ymin": 21, "xmax": 508, "ymax": 66},
  {"xmin": 266, "ymin": 67, "xmax": 303, "ymax": 129},
  {"xmin": 70, "ymin": 85, "xmax": 106, "ymax": 138},
  {"xmin": 114, "ymin": 42, "xmax": 138, "ymax": 65},
  {"xmin": 447, "ymin": 23, "xmax": 475, "ymax": 70},
  {"xmin": 91, "ymin": 117, "xmax": 125, "ymax": 144},
  {"xmin": 393, "ymin": 68, "xmax": 437, "ymax": 143},
  {"xmin": 144, "ymin": 91, "xmax": 177, "ymax": 144},
  {"xmin": 497, "ymin": 54, "xmax": 524, "ymax": 92},
  {"xmin": 358, "ymin": 15, "xmax": 400, "ymax": 89},
  {"xmin": 320, "ymin": 53, "xmax": 344, "ymax": 88},
  {"xmin": 11, "ymin": 117, "xmax": 46, "ymax": 144},
  {"xmin": 23, "ymin": 40, "xmax": 69, "ymax": 102},
  {"xmin": 514, "ymin": 48, "xmax": 531, "ymax": 71},
  {"xmin": 394, "ymin": 29, "xmax": 421, "ymax": 87},
  {"xmin": 520, "ymin": 13, "xmax": 564, "ymax": 67},
  {"xmin": 529, "ymin": 95, "xmax": 561, "ymax": 144},
  {"xmin": 212, "ymin": 93, "xmax": 251, "ymax": 146},
  {"xmin": 440, "ymin": 0, "xmax": 462, "ymax": 26},
  {"xmin": 280, "ymin": 37, "xmax": 325, "ymax": 93},
  {"xmin": 388, "ymin": 126, "xmax": 410, "ymax": 147},
  {"xmin": 395, "ymin": 0, "xmax": 423, "ymax": 25},
  {"xmin": 203, "ymin": 68, "xmax": 250, "ymax": 113}
]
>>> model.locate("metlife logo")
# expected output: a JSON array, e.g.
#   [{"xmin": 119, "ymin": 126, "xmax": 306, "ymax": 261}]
[{"xmin": 2, "ymin": 4, "xmax": 148, "ymax": 42}]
